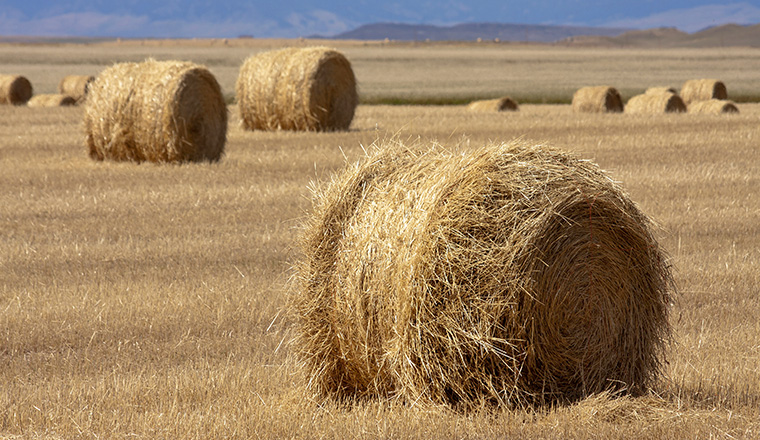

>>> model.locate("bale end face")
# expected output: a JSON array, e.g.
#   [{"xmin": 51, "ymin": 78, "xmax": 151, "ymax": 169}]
[
  {"xmin": 0, "ymin": 75, "xmax": 33, "ymax": 105},
  {"xmin": 572, "ymin": 86, "xmax": 624, "ymax": 113}
]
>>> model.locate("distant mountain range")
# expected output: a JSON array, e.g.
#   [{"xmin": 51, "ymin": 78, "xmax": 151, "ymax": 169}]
[{"xmin": 327, "ymin": 22, "xmax": 760, "ymax": 47}]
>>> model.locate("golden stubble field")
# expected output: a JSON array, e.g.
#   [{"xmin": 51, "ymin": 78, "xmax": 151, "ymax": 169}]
[{"xmin": 1, "ymin": 40, "xmax": 759, "ymax": 439}]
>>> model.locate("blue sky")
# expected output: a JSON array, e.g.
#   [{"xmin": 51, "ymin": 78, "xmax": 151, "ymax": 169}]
[{"xmin": 1, "ymin": 1, "xmax": 759, "ymax": 38}]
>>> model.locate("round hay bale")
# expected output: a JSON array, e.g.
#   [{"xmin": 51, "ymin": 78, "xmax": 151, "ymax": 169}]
[
  {"xmin": 467, "ymin": 96, "xmax": 519, "ymax": 112},
  {"xmin": 571, "ymin": 86, "xmax": 624, "ymax": 113},
  {"xmin": 236, "ymin": 46, "xmax": 358, "ymax": 131},
  {"xmin": 645, "ymin": 86, "xmax": 678, "ymax": 95},
  {"xmin": 292, "ymin": 140, "xmax": 674, "ymax": 408},
  {"xmin": 688, "ymin": 99, "xmax": 739, "ymax": 114},
  {"xmin": 0, "ymin": 74, "xmax": 33, "ymax": 105},
  {"xmin": 58, "ymin": 75, "xmax": 95, "ymax": 104},
  {"xmin": 680, "ymin": 79, "xmax": 727, "ymax": 104},
  {"xmin": 84, "ymin": 59, "xmax": 227, "ymax": 163},
  {"xmin": 27, "ymin": 94, "xmax": 77, "ymax": 107},
  {"xmin": 625, "ymin": 92, "xmax": 686, "ymax": 114}
]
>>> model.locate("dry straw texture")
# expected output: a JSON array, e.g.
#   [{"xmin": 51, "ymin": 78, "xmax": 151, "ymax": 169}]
[
  {"xmin": 236, "ymin": 46, "xmax": 358, "ymax": 131},
  {"xmin": 680, "ymin": 79, "xmax": 727, "ymax": 104},
  {"xmin": 625, "ymin": 92, "xmax": 686, "ymax": 114},
  {"xmin": 292, "ymin": 139, "xmax": 673, "ymax": 409},
  {"xmin": 688, "ymin": 99, "xmax": 739, "ymax": 114},
  {"xmin": 27, "ymin": 94, "xmax": 77, "ymax": 107},
  {"xmin": 58, "ymin": 75, "xmax": 96, "ymax": 104},
  {"xmin": 84, "ymin": 59, "xmax": 227, "ymax": 163},
  {"xmin": 571, "ymin": 86, "xmax": 624, "ymax": 113},
  {"xmin": 0, "ymin": 74, "xmax": 33, "ymax": 105},
  {"xmin": 645, "ymin": 86, "xmax": 678, "ymax": 95},
  {"xmin": 467, "ymin": 96, "xmax": 519, "ymax": 112}
]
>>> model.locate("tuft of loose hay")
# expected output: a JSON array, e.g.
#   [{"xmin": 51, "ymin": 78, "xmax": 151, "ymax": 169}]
[
  {"xmin": 688, "ymin": 99, "xmax": 739, "ymax": 114},
  {"xmin": 680, "ymin": 79, "xmax": 727, "ymax": 104},
  {"xmin": 645, "ymin": 86, "xmax": 678, "ymax": 95},
  {"xmin": 292, "ymin": 139, "xmax": 674, "ymax": 409},
  {"xmin": 625, "ymin": 92, "xmax": 686, "ymax": 114},
  {"xmin": 84, "ymin": 59, "xmax": 227, "ymax": 163},
  {"xmin": 571, "ymin": 86, "xmax": 624, "ymax": 113},
  {"xmin": 58, "ymin": 75, "xmax": 96, "ymax": 104},
  {"xmin": 467, "ymin": 96, "xmax": 519, "ymax": 112},
  {"xmin": 0, "ymin": 74, "xmax": 33, "ymax": 105},
  {"xmin": 27, "ymin": 94, "xmax": 77, "ymax": 108},
  {"xmin": 236, "ymin": 46, "xmax": 358, "ymax": 131}
]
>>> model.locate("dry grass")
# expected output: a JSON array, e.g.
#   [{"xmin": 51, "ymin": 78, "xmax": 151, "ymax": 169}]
[
  {"xmin": 1, "ymin": 41, "xmax": 759, "ymax": 439},
  {"xmin": 572, "ymin": 86, "xmax": 624, "ymax": 113},
  {"xmin": 84, "ymin": 59, "xmax": 227, "ymax": 163},
  {"xmin": 467, "ymin": 96, "xmax": 519, "ymax": 112},
  {"xmin": 626, "ymin": 92, "xmax": 686, "ymax": 114},
  {"xmin": 236, "ymin": 46, "xmax": 358, "ymax": 131}
]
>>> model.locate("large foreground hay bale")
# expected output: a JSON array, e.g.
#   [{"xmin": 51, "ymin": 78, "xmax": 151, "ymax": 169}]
[
  {"xmin": 688, "ymin": 99, "xmax": 739, "ymax": 114},
  {"xmin": 680, "ymin": 79, "xmax": 727, "ymax": 104},
  {"xmin": 292, "ymin": 140, "xmax": 674, "ymax": 408},
  {"xmin": 0, "ymin": 74, "xmax": 33, "ymax": 105},
  {"xmin": 572, "ymin": 86, "xmax": 624, "ymax": 113},
  {"xmin": 467, "ymin": 96, "xmax": 519, "ymax": 112},
  {"xmin": 236, "ymin": 46, "xmax": 358, "ymax": 131},
  {"xmin": 27, "ymin": 94, "xmax": 77, "ymax": 107},
  {"xmin": 58, "ymin": 75, "xmax": 95, "ymax": 104},
  {"xmin": 84, "ymin": 59, "xmax": 227, "ymax": 163},
  {"xmin": 625, "ymin": 92, "xmax": 686, "ymax": 114}
]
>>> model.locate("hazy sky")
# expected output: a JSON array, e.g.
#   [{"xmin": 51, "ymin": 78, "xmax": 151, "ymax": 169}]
[{"xmin": 1, "ymin": 1, "xmax": 759, "ymax": 38}]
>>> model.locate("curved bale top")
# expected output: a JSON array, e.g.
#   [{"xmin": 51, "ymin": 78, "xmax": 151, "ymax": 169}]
[
  {"xmin": 688, "ymin": 99, "xmax": 739, "ymax": 114},
  {"xmin": 58, "ymin": 75, "xmax": 96, "ymax": 104},
  {"xmin": 467, "ymin": 96, "xmax": 519, "ymax": 112},
  {"xmin": 572, "ymin": 86, "xmax": 624, "ymax": 113},
  {"xmin": 680, "ymin": 79, "xmax": 727, "ymax": 105},
  {"xmin": 84, "ymin": 59, "xmax": 227, "ymax": 163},
  {"xmin": 0, "ymin": 74, "xmax": 33, "ymax": 105},
  {"xmin": 236, "ymin": 46, "xmax": 358, "ymax": 131},
  {"xmin": 645, "ymin": 86, "xmax": 678, "ymax": 95},
  {"xmin": 625, "ymin": 92, "xmax": 686, "ymax": 114},
  {"xmin": 291, "ymin": 139, "xmax": 674, "ymax": 409},
  {"xmin": 27, "ymin": 94, "xmax": 77, "ymax": 107}
]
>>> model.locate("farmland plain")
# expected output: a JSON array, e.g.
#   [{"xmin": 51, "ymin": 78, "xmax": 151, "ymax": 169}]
[{"xmin": 1, "ymin": 39, "xmax": 759, "ymax": 439}]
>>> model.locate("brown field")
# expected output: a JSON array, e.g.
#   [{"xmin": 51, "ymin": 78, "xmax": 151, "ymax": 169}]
[{"xmin": 1, "ymin": 40, "xmax": 759, "ymax": 439}]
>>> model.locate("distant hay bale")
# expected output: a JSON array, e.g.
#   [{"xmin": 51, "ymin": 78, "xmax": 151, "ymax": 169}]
[
  {"xmin": 625, "ymin": 92, "xmax": 686, "ymax": 114},
  {"xmin": 236, "ymin": 46, "xmax": 358, "ymax": 131},
  {"xmin": 680, "ymin": 79, "xmax": 727, "ymax": 104},
  {"xmin": 0, "ymin": 74, "xmax": 33, "ymax": 105},
  {"xmin": 292, "ymin": 139, "xmax": 673, "ymax": 409},
  {"xmin": 688, "ymin": 99, "xmax": 739, "ymax": 114},
  {"xmin": 467, "ymin": 96, "xmax": 519, "ymax": 112},
  {"xmin": 572, "ymin": 86, "xmax": 624, "ymax": 113},
  {"xmin": 84, "ymin": 59, "xmax": 227, "ymax": 163},
  {"xmin": 27, "ymin": 94, "xmax": 77, "ymax": 107},
  {"xmin": 58, "ymin": 75, "xmax": 95, "ymax": 104},
  {"xmin": 645, "ymin": 87, "xmax": 678, "ymax": 95}
]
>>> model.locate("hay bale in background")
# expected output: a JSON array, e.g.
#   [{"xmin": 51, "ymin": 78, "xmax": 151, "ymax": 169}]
[
  {"xmin": 467, "ymin": 96, "xmax": 519, "ymax": 112},
  {"xmin": 84, "ymin": 59, "xmax": 227, "ymax": 163},
  {"xmin": 680, "ymin": 79, "xmax": 727, "ymax": 104},
  {"xmin": 0, "ymin": 74, "xmax": 33, "ymax": 105},
  {"xmin": 292, "ymin": 140, "xmax": 673, "ymax": 408},
  {"xmin": 571, "ymin": 86, "xmax": 624, "ymax": 113},
  {"xmin": 688, "ymin": 99, "xmax": 739, "ymax": 114},
  {"xmin": 645, "ymin": 86, "xmax": 678, "ymax": 95},
  {"xmin": 625, "ymin": 92, "xmax": 686, "ymax": 114},
  {"xmin": 27, "ymin": 94, "xmax": 77, "ymax": 107},
  {"xmin": 58, "ymin": 75, "xmax": 95, "ymax": 104},
  {"xmin": 236, "ymin": 46, "xmax": 358, "ymax": 131}
]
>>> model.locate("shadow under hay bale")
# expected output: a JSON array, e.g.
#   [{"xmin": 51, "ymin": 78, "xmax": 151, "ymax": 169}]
[
  {"xmin": 572, "ymin": 86, "xmax": 624, "ymax": 113},
  {"xmin": 688, "ymin": 99, "xmax": 739, "ymax": 114},
  {"xmin": 236, "ymin": 46, "xmax": 358, "ymax": 132},
  {"xmin": 292, "ymin": 140, "xmax": 674, "ymax": 409},
  {"xmin": 0, "ymin": 74, "xmax": 33, "ymax": 105},
  {"xmin": 467, "ymin": 96, "xmax": 519, "ymax": 112},
  {"xmin": 626, "ymin": 92, "xmax": 686, "ymax": 114},
  {"xmin": 27, "ymin": 94, "xmax": 77, "ymax": 107},
  {"xmin": 84, "ymin": 59, "xmax": 227, "ymax": 163},
  {"xmin": 680, "ymin": 79, "xmax": 727, "ymax": 105},
  {"xmin": 58, "ymin": 75, "xmax": 95, "ymax": 104}
]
